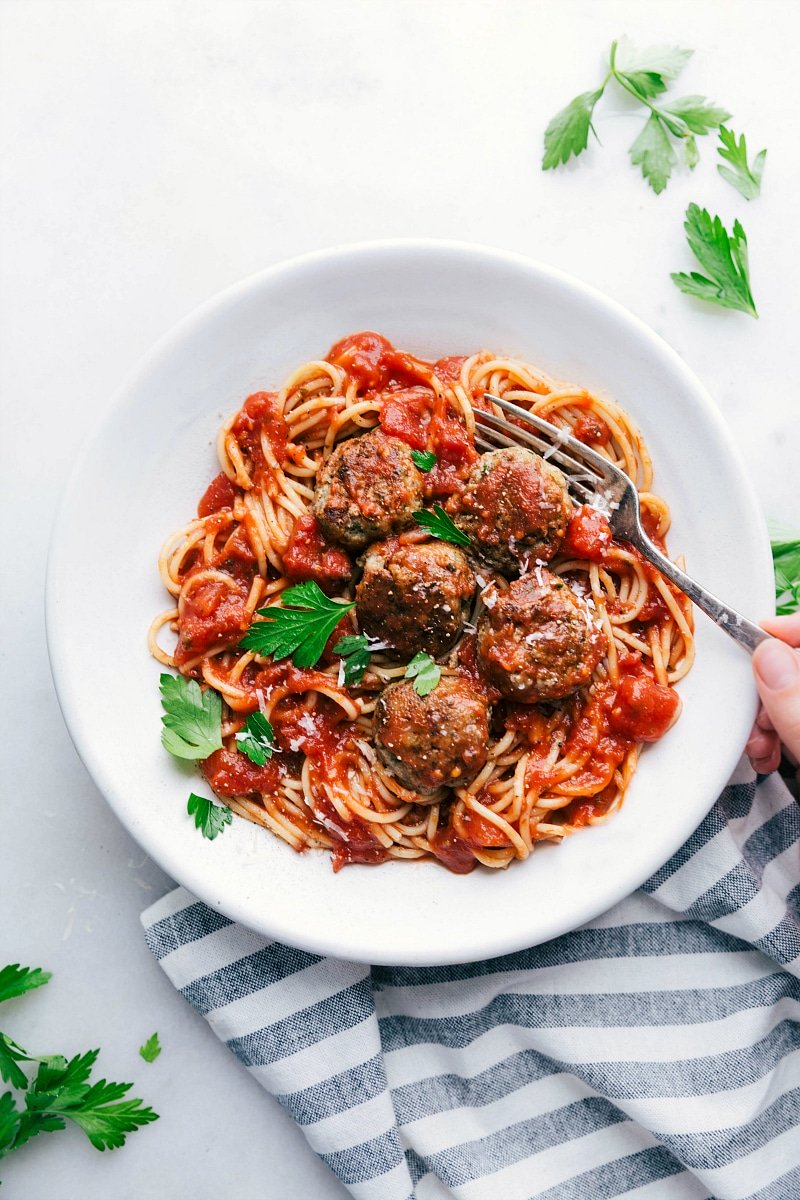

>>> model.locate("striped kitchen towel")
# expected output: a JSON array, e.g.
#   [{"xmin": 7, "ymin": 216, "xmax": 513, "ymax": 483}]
[{"xmin": 142, "ymin": 760, "xmax": 800, "ymax": 1200}]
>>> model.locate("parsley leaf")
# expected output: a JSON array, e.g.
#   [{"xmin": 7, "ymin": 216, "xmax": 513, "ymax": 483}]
[
  {"xmin": 413, "ymin": 505, "xmax": 471, "ymax": 548},
  {"xmin": 663, "ymin": 96, "xmax": 731, "ymax": 135},
  {"xmin": 235, "ymin": 712, "xmax": 275, "ymax": 766},
  {"xmin": 613, "ymin": 36, "xmax": 693, "ymax": 97},
  {"xmin": 241, "ymin": 581, "xmax": 355, "ymax": 668},
  {"xmin": 0, "ymin": 1034, "xmax": 32, "ymax": 1090},
  {"xmin": 542, "ymin": 88, "xmax": 605, "ymax": 169},
  {"xmin": 628, "ymin": 113, "xmax": 677, "ymax": 195},
  {"xmin": 404, "ymin": 653, "xmax": 441, "ymax": 697},
  {"xmin": 717, "ymin": 126, "xmax": 766, "ymax": 200},
  {"xmin": 160, "ymin": 674, "xmax": 223, "ymax": 761},
  {"xmin": 138, "ymin": 1034, "xmax": 161, "ymax": 1064},
  {"xmin": 772, "ymin": 537, "xmax": 800, "ymax": 615},
  {"xmin": 411, "ymin": 449, "xmax": 437, "ymax": 472},
  {"xmin": 187, "ymin": 794, "xmax": 232, "ymax": 840},
  {"xmin": 334, "ymin": 634, "xmax": 372, "ymax": 686},
  {"xmin": 671, "ymin": 204, "xmax": 758, "ymax": 317},
  {"xmin": 0, "ymin": 964, "xmax": 52, "ymax": 1005},
  {"xmin": 0, "ymin": 1090, "xmax": 21, "ymax": 1155}
]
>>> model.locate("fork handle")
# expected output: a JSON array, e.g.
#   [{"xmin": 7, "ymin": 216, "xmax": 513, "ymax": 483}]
[{"xmin": 629, "ymin": 532, "xmax": 771, "ymax": 655}]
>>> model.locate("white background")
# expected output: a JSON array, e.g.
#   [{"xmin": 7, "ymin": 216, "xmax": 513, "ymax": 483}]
[{"xmin": 2, "ymin": 1, "xmax": 798, "ymax": 1196}]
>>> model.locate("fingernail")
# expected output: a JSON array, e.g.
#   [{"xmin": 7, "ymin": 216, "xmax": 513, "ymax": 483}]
[{"xmin": 755, "ymin": 640, "xmax": 800, "ymax": 692}]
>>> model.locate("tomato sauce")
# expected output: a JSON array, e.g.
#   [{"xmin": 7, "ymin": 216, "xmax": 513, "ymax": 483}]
[
  {"xmin": 573, "ymin": 413, "xmax": 611, "ymax": 446},
  {"xmin": 608, "ymin": 664, "xmax": 680, "ymax": 742},
  {"xmin": 562, "ymin": 505, "xmax": 613, "ymax": 562},
  {"xmin": 433, "ymin": 355, "xmax": 467, "ymax": 382},
  {"xmin": 311, "ymin": 794, "xmax": 390, "ymax": 870},
  {"xmin": 230, "ymin": 392, "xmax": 288, "ymax": 476},
  {"xmin": 198, "ymin": 472, "xmax": 237, "ymax": 517},
  {"xmin": 456, "ymin": 804, "xmax": 513, "ymax": 848},
  {"xmin": 201, "ymin": 747, "xmax": 285, "ymax": 798},
  {"xmin": 282, "ymin": 514, "xmax": 353, "ymax": 590},
  {"xmin": 564, "ymin": 783, "xmax": 619, "ymax": 828},
  {"xmin": 456, "ymin": 635, "xmax": 503, "ymax": 704},
  {"xmin": 378, "ymin": 387, "xmax": 433, "ymax": 450},
  {"xmin": 327, "ymin": 331, "xmax": 433, "ymax": 393},
  {"xmin": 429, "ymin": 823, "xmax": 478, "ymax": 873},
  {"xmin": 174, "ymin": 571, "xmax": 251, "ymax": 665}
]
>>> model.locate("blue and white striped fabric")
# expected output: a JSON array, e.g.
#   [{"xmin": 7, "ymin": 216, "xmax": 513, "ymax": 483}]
[{"xmin": 142, "ymin": 760, "xmax": 800, "ymax": 1200}]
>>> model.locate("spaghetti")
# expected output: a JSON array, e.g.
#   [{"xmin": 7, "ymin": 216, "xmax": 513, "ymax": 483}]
[{"xmin": 150, "ymin": 332, "xmax": 694, "ymax": 873}]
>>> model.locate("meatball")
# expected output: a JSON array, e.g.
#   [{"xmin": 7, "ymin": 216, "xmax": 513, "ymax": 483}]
[
  {"xmin": 373, "ymin": 677, "xmax": 490, "ymax": 794},
  {"xmin": 447, "ymin": 446, "xmax": 572, "ymax": 574},
  {"xmin": 356, "ymin": 540, "xmax": 475, "ymax": 658},
  {"xmin": 476, "ymin": 569, "xmax": 606, "ymax": 701},
  {"xmin": 312, "ymin": 430, "xmax": 424, "ymax": 551}
]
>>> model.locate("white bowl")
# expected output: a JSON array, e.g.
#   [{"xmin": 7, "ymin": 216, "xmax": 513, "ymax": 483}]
[{"xmin": 46, "ymin": 240, "xmax": 773, "ymax": 965}]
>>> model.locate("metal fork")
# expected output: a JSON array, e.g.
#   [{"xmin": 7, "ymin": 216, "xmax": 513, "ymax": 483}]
[{"xmin": 478, "ymin": 393, "xmax": 769, "ymax": 654}]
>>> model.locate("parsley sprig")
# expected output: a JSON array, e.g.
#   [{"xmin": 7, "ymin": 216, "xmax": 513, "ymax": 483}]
[
  {"xmin": 187, "ymin": 793, "xmax": 232, "ymax": 840},
  {"xmin": 413, "ymin": 505, "xmax": 471, "ymax": 548},
  {"xmin": 717, "ymin": 126, "xmax": 766, "ymax": 201},
  {"xmin": 772, "ymin": 537, "xmax": 800, "ymax": 615},
  {"xmin": 0, "ymin": 965, "xmax": 158, "ymax": 1162},
  {"xmin": 334, "ymin": 635, "xmax": 372, "ymax": 686},
  {"xmin": 160, "ymin": 674, "xmax": 222, "ymax": 760},
  {"xmin": 241, "ymin": 582, "xmax": 355, "ymax": 668},
  {"xmin": 543, "ymin": 36, "xmax": 730, "ymax": 193},
  {"xmin": 405, "ymin": 653, "xmax": 441, "ymax": 697},
  {"xmin": 235, "ymin": 712, "xmax": 275, "ymax": 766},
  {"xmin": 411, "ymin": 449, "xmax": 437, "ymax": 472},
  {"xmin": 671, "ymin": 204, "xmax": 757, "ymax": 317}
]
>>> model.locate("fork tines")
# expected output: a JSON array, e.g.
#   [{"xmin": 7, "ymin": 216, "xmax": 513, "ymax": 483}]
[{"xmin": 476, "ymin": 393, "xmax": 604, "ymax": 505}]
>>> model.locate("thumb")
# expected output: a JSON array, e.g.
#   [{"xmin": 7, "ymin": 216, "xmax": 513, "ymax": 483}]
[{"xmin": 752, "ymin": 638, "xmax": 800, "ymax": 762}]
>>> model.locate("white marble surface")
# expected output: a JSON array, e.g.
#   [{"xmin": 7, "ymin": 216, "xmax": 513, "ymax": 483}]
[{"xmin": 2, "ymin": 1, "xmax": 798, "ymax": 1196}]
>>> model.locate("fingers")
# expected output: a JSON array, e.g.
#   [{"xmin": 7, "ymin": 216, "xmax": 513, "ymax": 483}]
[
  {"xmin": 752, "ymin": 637, "xmax": 800, "ymax": 766},
  {"xmin": 760, "ymin": 612, "xmax": 800, "ymax": 648},
  {"xmin": 755, "ymin": 705, "xmax": 775, "ymax": 733},
  {"xmin": 745, "ymin": 724, "xmax": 781, "ymax": 774}
]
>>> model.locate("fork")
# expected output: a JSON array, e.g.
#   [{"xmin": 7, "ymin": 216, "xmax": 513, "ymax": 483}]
[{"xmin": 478, "ymin": 393, "xmax": 770, "ymax": 654}]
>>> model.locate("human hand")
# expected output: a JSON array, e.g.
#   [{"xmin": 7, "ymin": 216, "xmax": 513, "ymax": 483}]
[{"xmin": 746, "ymin": 613, "xmax": 800, "ymax": 776}]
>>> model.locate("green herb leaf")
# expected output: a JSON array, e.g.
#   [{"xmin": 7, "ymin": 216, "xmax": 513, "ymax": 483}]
[
  {"xmin": 628, "ymin": 112, "xmax": 677, "ymax": 194},
  {"xmin": 0, "ymin": 964, "xmax": 52, "ymax": 1005},
  {"xmin": 241, "ymin": 581, "xmax": 355, "ymax": 668},
  {"xmin": 413, "ymin": 505, "xmax": 471, "ymax": 548},
  {"xmin": 334, "ymin": 634, "xmax": 372, "ymax": 686},
  {"xmin": 542, "ymin": 88, "xmax": 605, "ymax": 169},
  {"xmin": 662, "ymin": 95, "xmax": 731, "ymax": 135},
  {"xmin": 404, "ymin": 653, "xmax": 441, "ymax": 697},
  {"xmin": 0, "ymin": 1034, "xmax": 32, "ymax": 1090},
  {"xmin": 717, "ymin": 126, "xmax": 766, "ymax": 200},
  {"xmin": 235, "ymin": 712, "xmax": 275, "ymax": 766},
  {"xmin": 613, "ymin": 36, "xmax": 693, "ymax": 98},
  {"xmin": 0, "ymin": 1091, "xmax": 21, "ymax": 1157},
  {"xmin": 138, "ymin": 1034, "xmax": 161, "ymax": 1064},
  {"xmin": 671, "ymin": 204, "xmax": 758, "ymax": 317},
  {"xmin": 19, "ymin": 1052, "xmax": 159, "ymax": 1152},
  {"xmin": 187, "ymin": 793, "xmax": 232, "ymax": 840},
  {"xmin": 160, "ymin": 674, "xmax": 223, "ymax": 761},
  {"xmin": 411, "ymin": 449, "xmax": 437, "ymax": 472},
  {"xmin": 772, "ymin": 537, "xmax": 800, "ymax": 615},
  {"xmin": 55, "ymin": 1077, "xmax": 158, "ymax": 1151}
]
